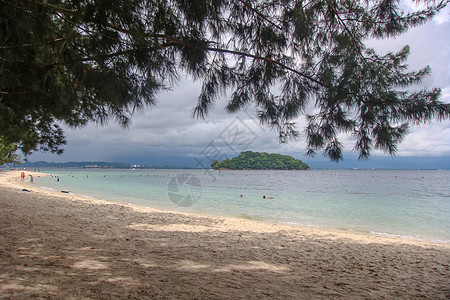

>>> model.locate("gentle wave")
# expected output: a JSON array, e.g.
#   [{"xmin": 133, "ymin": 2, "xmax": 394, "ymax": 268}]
[
  {"xmin": 40, "ymin": 186, "xmax": 55, "ymax": 191},
  {"xmin": 370, "ymin": 231, "xmax": 450, "ymax": 244}
]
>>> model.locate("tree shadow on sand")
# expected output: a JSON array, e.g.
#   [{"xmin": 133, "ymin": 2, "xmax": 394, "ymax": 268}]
[{"xmin": 1, "ymin": 186, "xmax": 449, "ymax": 299}]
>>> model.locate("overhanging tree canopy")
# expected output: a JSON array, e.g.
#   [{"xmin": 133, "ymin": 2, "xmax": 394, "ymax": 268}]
[
  {"xmin": 0, "ymin": 137, "xmax": 20, "ymax": 164},
  {"xmin": 1, "ymin": 0, "xmax": 449, "ymax": 161}
]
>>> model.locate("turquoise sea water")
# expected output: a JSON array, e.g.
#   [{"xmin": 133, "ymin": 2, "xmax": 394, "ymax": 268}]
[{"xmin": 30, "ymin": 169, "xmax": 450, "ymax": 242}]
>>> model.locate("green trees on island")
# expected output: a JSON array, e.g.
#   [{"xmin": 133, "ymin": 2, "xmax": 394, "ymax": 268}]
[
  {"xmin": 1, "ymin": 0, "xmax": 449, "ymax": 161},
  {"xmin": 211, "ymin": 151, "xmax": 309, "ymax": 170}
]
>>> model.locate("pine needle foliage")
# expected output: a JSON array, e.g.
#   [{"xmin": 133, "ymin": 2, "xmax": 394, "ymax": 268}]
[
  {"xmin": 0, "ymin": 137, "xmax": 20, "ymax": 164},
  {"xmin": 1, "ymin": 0, "xmax": 449, "ymax": 160}
]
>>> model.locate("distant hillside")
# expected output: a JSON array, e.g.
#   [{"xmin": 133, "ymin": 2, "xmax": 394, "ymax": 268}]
[
  {"xmin": 12, "ymin": 161, "xmax": 196, "ymax": 169},
  {"xmin": 15, "ymin": 161, "xmax": 132, "ymax": 169},
  {"xmin": 211, "ymin": 151, "xmax": 309, "ymax": 170}
]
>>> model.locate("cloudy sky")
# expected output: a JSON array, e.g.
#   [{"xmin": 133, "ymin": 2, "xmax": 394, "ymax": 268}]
[{"xmin": 29, "ymin": 3, "xmax": 450, "ymax": 169}]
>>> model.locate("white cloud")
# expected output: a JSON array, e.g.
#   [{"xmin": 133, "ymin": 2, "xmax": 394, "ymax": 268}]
[{"xmin": 397, "ymin": 121, "xmax": 450, "ymax": 156}]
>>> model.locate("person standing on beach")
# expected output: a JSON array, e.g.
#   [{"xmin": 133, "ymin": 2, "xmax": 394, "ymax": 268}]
[{"xmin": 29, "ymin": 175, "xmax": 33, "ymax": 183}]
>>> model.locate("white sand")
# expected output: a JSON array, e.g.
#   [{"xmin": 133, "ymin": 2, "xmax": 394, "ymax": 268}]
[{"xmin": 0, "ymin": 170, "xmax": 449, "ymax": 299}]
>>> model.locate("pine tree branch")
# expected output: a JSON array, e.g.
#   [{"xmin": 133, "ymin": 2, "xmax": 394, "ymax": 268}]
[
  {"xmin": 23, "ymin": 0, "xmax": 328, "ymax": 88},
  {"xmin": 203, "ymin": 46, "xmax": 327, "ymax": 87},
  {"xmin": 78, "ymin": 43, "xmax": 177, "ymax": 62},
  {"xmin": 334, "ymin": 12, "xmax": 371, "ymax": 69},
  {"xmin": 0, "ymin": 91, "xmax": 27, "ymax": 95},
  {"xmin": 237, "ymin": 0, "xmax": 284, "ymax": 31},
  {"xmin": 0, "ymin": 38, "xmax": 68, "ymax": 49}
]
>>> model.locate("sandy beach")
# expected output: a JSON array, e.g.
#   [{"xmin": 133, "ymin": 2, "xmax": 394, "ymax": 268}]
[{"xmin": 0, "ymin": 170, "xmax": 449, "ymax": 299}]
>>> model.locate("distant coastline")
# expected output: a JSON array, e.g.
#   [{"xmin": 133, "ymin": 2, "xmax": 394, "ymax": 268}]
[
  {"xmin": 3, "ymin": 160, "xmax": 447, "ymax": 171},
  {"xmin": 2, "ymin": 161, "xmax": 445, "ymax": 171},
  {"xmin": 7, "ymin": 161, "xmax": 195, "ymax": 170}
]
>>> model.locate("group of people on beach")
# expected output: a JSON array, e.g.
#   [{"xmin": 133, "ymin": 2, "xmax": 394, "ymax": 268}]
[{"xmin": 20, "ymin": 171, "xmax": 33, "ymax": 182}]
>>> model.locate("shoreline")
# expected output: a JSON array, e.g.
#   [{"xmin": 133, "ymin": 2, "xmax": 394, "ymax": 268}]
[
  {"xmin": 1, "ymin": 170, "xmax": 449, "ymax": 299},
  {"xmin": 4, "ymin": 169, "xmax": 450, "ymax": 246},
  {"xmin": 10, "ymin": 169, "xmax": 450, "ymax": 245}
]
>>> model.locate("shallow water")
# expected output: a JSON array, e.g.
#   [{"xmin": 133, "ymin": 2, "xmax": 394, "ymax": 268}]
[{"xmin": 31, "ymin": 169, "xmax": 450, "ymax": 242}]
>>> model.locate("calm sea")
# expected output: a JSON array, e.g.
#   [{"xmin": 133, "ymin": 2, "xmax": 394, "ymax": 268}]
[{"xmin": 30, "ymin": 169, "xmax": 450, "ymax": 242}]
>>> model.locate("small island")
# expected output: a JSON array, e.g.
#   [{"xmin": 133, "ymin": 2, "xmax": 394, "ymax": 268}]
[{"xmin": 211, "ymin": 151, "xmax": 309, "ymax": 170}]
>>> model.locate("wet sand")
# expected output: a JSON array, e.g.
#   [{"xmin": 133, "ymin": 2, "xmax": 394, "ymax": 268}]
[{"xmin": 0, "ymin": 170, "xmax": 449, "ymax": 299}]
